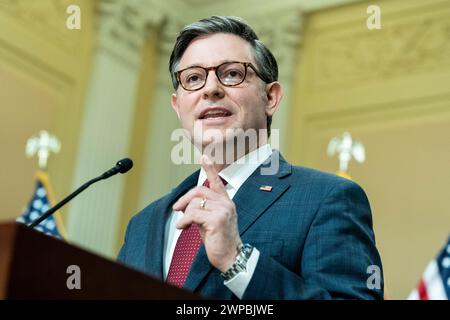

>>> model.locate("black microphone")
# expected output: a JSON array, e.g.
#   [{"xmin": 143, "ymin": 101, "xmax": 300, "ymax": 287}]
[{"xmin": 28, "ymin": 158, "xmax": 133, "ymax": 229}]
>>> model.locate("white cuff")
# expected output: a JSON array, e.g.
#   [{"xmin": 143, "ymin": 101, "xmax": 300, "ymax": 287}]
[{"xmin": 223, "ymin": 248, "xmax": 260, "ymax": 299}]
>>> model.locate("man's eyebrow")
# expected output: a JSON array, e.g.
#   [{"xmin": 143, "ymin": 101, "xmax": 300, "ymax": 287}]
[
  {"xmin": 178, "ymin": 60, "xmax": 239, "ymax": 70},
  {"xmin": 180, "ymin": 63, "xmax": 203, "ymax": 70}
]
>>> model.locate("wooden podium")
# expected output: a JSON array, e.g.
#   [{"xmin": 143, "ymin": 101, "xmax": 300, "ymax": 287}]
[{"xmin": 0, "ymin": 222, "xmax": 199, "ymax": 299}]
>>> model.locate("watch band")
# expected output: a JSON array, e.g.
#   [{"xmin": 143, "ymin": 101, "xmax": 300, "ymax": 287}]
[{"xmin": 220, "ymin": 243, "xmax": 254, "ymax": 281}]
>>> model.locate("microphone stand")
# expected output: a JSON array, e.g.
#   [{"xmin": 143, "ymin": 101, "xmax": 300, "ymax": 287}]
[
  {"xmin": 28, "ymin": 158, "xmax": 133, "ymax": 229},
  {"xmin": 29, "ymin": 176, "xmax": 103, "ymax": 228}
]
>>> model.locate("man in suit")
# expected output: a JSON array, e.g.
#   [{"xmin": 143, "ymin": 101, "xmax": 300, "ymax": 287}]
[{"xmin": 118, "ymin": 16, "xmax": 384, "ymax": 299}]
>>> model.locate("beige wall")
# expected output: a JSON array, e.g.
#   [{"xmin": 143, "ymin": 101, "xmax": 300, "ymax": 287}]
[
  {"xmin": 0, "ymin": 1, "xmax": 94, "ymax": 222},
  {"xmin": 287, "ymin": 0, "xmax": 450, "ymax": 298},
  {"xmin": 0, "ymin": 63, "xmax": 56, "ymax": 216}
]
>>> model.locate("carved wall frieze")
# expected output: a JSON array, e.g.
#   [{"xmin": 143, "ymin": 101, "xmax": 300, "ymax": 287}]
[{"xmin": 310, "ymin": 9, "xmax": 450, "ymax": 89}]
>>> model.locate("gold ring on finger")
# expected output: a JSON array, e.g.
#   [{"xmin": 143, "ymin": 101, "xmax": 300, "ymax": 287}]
[{"xmin": 199, "ymin": 198, "xmax": 207, "ymax": 210}]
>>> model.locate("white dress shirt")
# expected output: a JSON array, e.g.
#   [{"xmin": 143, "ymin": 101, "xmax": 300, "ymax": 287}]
[{"xmin": 163, "ymin": 144, "xmax": 272, "ymax": 299}]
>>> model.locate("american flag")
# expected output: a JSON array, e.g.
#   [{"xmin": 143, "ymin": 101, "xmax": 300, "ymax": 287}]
[
  {"xmin": 17, "ymin": 171, "xmax": 66, "ymax": 239},
  {"xmin": 408, "ymin": 235, "xmax": 450, "ymax": 300}
]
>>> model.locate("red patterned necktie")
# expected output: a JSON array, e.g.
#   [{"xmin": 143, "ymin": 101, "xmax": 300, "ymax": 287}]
[{"xmin": 166, "ymin": 177, "xmax": 227, "ymax": 287}]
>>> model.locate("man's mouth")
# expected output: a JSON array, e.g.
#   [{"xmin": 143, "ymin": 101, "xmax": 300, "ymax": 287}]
[{"xmin": 198, "ymin": 107, "xmax": 233, "ymax": 120}]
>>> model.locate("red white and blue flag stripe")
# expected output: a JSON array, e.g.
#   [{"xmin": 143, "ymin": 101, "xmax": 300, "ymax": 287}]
[{"xmin": 408, "ymin": 236, "xmax": 450, "ymax": 300}]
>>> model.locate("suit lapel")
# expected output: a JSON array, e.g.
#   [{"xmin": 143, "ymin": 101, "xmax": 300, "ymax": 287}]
[
  {"xmin": 184, "ymin": 151, "xmax": 292, "ymax": 292},
  {"xmin": 144, "ymin": 170, "xmax": 199, "ymax": 279},
  {"xmin": 235, "ymin": 167, "xmax": 291, "ymax": 236}
]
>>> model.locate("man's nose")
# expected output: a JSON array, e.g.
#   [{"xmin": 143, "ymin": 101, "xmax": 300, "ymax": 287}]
[{"xmin": 202, "ymin": 71, "xmax": 225, "ymax": 100}]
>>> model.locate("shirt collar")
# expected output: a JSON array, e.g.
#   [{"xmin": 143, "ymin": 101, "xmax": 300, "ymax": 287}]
[{"xmin": 197, "ymin": 144, "xmax": 273, "ymax": 191}]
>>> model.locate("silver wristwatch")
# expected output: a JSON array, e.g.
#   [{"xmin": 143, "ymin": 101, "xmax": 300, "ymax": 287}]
[{"xmin": 220, "ymin": 243, "xmax": 254, "ymax": 281}]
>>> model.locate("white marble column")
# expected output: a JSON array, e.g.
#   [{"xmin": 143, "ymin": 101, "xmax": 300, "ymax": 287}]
[
  {"xmin": 66, "ymin": 49, "xmax": 139, "ymax": 258},
  {"xmin": 66, "ymin": 0, "xmax": 165, "ymax": 258}
]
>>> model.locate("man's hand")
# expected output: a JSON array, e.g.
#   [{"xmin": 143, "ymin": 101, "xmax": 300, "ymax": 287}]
[{"xmin": 172, "ymin": 155, "xmax": 242, "ymax": 272}]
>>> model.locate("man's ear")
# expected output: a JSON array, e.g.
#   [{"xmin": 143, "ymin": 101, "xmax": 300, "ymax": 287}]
[
  {"xmin": 265, "ymin": 82, "xmax": 283, "ymax": 117},
  {"xmin": 171, "ymin": 93, "xmax": 181, "ymax": 119}
]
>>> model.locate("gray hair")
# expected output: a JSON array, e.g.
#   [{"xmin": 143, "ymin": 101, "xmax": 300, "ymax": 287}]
[{"xmin": 169, "ymin": 16, "xmax": 278, "ymax": 137}]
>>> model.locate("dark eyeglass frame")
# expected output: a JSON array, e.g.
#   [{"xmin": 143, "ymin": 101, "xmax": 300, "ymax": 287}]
[{"xmin": 175, "ymin": 61, "xmax": 265, "ymax": 91}]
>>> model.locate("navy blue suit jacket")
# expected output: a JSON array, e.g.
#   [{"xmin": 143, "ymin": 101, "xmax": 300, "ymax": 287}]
[{"xmin": 118, "ymin": 151, "xmax": 384, "ymax": 299}]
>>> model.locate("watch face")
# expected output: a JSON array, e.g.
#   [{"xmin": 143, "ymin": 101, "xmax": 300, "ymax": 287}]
[{"xmin": 242, "ymin": 244, "xmax": 254, "ymax": 257}]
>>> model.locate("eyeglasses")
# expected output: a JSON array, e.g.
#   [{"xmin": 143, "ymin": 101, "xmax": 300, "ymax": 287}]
[{"xmin": 175, "ymin": 61, "xmax": 265, "ymax": 91}]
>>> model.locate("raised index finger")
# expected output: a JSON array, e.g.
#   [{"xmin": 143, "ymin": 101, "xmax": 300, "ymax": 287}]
[{"xmin": 201, "ymin": 155, "xmax": 228, "ymax": 196}]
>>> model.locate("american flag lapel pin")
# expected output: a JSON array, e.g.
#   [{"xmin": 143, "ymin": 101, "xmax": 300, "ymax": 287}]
[{"xmin": 259, "ymin": 185, "xmax": 273, "ymax": 192}]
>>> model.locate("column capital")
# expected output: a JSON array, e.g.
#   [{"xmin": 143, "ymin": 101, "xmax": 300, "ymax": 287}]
[
  {"xmin": 97, "ymin": 0, "xmax": 169, "ymax": 66},
  {"xmin": 252, "ymin": 10, "xmax": 304, "ymax": 84}
]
